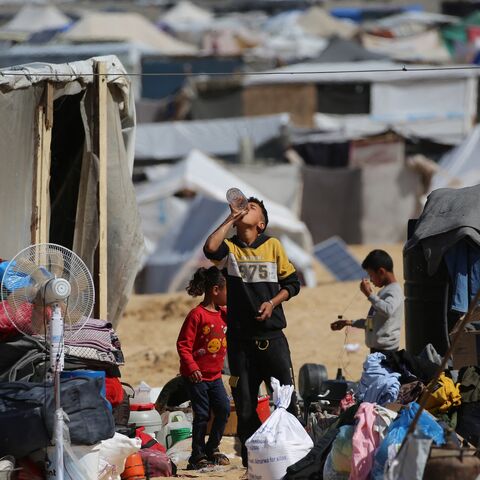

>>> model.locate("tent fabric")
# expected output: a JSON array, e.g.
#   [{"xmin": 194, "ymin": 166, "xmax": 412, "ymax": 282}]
[
  {"xmin": 244, "ymin": 60, "xmax": 480, "ymax": 87},
  {"xmin": 134, "ymin": 114, "xmax": 289, "ymax": 161},
  {"xmin": 297, "ymin": 6, "xmax": 358, "ymax": 39},
  {"xmin": 430, "ymin": 125, "xmax": 480, "ymax": 191},
  {"xmin": 0, "ymin": 5, "xmax": 71, "ymax": 37},
  {"xmin": 61, "ymin": 11, "xmax": 198, "ymax": 55},
  {"xmin": 0, "ymin": 55, "xmax": 143, "ymax": 327},
  {"xmin": 361, "ymin": 30, "xmax": 452, "ymax": 63},
  {"xmin": 161, "ymin": 0, "xmax": 213, "ymax": 25},
  {"xmin": 316, "ymin": 37, "xmax": 387, "ymax": 63},
  {"xmin": 136, "ymin": 149, "xmax": 312, "ymax": 250},
  {"xmin": 228, "ymin": 164, "xmax": 303, "ymax": 216},
  {"xmin": 301, "ymin": 160, "xmax": 420, "ymax": 244}
]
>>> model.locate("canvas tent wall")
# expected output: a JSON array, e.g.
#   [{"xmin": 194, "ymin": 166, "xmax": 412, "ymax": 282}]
[
  {"xmin": 430, "ymin": 124, "xmax": 480, "ymax": 190},
  {"xmin": 61, "ymin": 11, "xmax": 198, "ymax": 56},
  {"xmin": 189, "ymin": 61, "xmax": 479, "ymax": 137},
  {"xmin": 0, "ymin": 4, "xmax": 72, "ymax": 41},
  {"xmin": 136, "ymin": 149, "xmax": 312, "ymax": 250},
  {"xmin": 0, "ymin": 55, "xmax": 143, "ymax": 326},
  {"xmin": 134, "ymin": 113, "xmax": 289, "ymax": 162},
  {"xmin": 0, "ymin": 42, "xmax": 152, "ymax": 99}
]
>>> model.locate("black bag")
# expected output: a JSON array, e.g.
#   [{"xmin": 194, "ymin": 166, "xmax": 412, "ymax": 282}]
[
  {"xmin": 0, "ymin": 403, "xmax": 50, "ymax": 458},
  {"xmin": 456, "ymin": 402, "xmax": 480, "ymax": 447},
  {"xmin": 0, "ymin": 377, "xmax": 115, "ymax": 456},
  {"xmin": 285, "ymin": 427, "xmax": 339, "ymax": 480}
]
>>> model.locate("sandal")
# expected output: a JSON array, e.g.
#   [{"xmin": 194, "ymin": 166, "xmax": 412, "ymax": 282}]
[
  {"xmin": 207, "ymin": 450, "xmax": 230, "ymax": 466},
  {"xmin": 187, "ymin": 457, "xmax": 213, "ymax": 470}
]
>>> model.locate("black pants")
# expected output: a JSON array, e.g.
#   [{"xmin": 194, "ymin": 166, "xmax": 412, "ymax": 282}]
[
  {"xmin": 228, "ymin": 333, "xmax": 298, "ymax": 467},
  {"xmin": 187, "ymin": 378, "xmax": 230, "ymax": 462}
]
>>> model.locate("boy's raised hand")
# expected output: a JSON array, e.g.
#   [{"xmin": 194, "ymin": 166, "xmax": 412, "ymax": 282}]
[
  {"xmin": 189, "ymin": 370, "xmax": 203, "ymax": 383},
  {"xmin": 227, "ymin": 205, "xmax": 248, "ymax": 224},
  {"xmin": 360, "ymin": 278, "xmax": 373, "ymax": 297}
]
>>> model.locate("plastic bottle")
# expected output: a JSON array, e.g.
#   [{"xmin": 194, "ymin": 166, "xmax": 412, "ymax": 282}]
[{"xmin": 226, "ymin": 188, "xmax": 248, "ymax": 212}]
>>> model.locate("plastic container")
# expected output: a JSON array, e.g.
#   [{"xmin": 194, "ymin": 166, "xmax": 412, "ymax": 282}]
[
  {"xmin": 129, "ymin": 405, "xmax": 163, "ymax": 439},
  {"xmin": 157, "ymin": 411, "xmax": 192, "ymax": 449},
  {"xmin": 132, "ymin": 381, "xmax": 152, "ymax": 405},
  {"xmin": 226, "ymin": 188, "xmax": 248, "ymax": 211},
  {"xmin": 257, "ymin": 395, "xmax": 271, "ymax": 423},
  {"xmin": 121, "ymin": 453, "xmax": 145, "ymax": 480},
  {"xmin": 61, "ymin": 370, "xmax": 111, "ymax": 411}
]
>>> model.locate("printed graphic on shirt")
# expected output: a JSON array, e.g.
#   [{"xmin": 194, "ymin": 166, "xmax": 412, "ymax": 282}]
[
  {"xmin": 193, "ymin": 320, "xmax": 227, "ymax": 359},
  {"xmin": 227, "ymin": 253, "xmax": 278, "ymax": 283},
  {"xmin": 366, "ymin": 306, "xmax": 375, "ymax": 331}
]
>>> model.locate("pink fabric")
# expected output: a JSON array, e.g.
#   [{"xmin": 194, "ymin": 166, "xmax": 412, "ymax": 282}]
[{"xmin": 350, "ymin": 402, "xmax": 379, "ymax": 480}]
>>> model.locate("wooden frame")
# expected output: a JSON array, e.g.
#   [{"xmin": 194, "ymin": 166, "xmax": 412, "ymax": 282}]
[
  {"xmin": 31, "ymin": 82, "xmax": 53, "ymax": 245},
  {"xmin": 94, "ymin": 61, "xmax": 108, "ymax": 319}
]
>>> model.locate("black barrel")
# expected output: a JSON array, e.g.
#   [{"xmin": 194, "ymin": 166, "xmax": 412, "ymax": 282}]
[{"xmin": 403, "ymin": 238, "xmax": 450, "ymax": 356}]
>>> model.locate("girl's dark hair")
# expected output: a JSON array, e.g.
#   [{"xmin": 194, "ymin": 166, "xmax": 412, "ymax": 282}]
[{"xmin": 186, "ymin": 266, "xmax": 226, "ymax": 297}]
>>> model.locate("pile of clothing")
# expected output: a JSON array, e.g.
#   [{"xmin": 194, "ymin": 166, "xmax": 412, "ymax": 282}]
[{"xmin": 286, "ymin": 345, "xmax": 480, "ymax": 480}]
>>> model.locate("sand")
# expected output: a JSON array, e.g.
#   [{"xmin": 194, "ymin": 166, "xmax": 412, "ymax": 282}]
[{"xmin": 117, "ymin": 243, "xmax": 405, "ymax": 478}]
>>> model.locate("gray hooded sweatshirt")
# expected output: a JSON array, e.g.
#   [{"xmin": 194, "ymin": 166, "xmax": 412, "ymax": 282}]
[{"xmin": 353, "ymin": 282, "xmax": 404, "ymax": 350}]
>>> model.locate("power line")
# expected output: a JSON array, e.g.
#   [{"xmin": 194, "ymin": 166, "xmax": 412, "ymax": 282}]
[{"xmin": 1, "ymin": 64, "xmax": 480, "ymax": 78}]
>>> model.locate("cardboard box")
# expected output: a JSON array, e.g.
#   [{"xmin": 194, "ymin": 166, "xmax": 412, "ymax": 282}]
[{"xmin": 451, "ymin": 330, "xmax": 480, "ymax": 370}]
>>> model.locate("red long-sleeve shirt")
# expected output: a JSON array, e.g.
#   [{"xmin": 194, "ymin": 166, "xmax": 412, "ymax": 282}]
[{"xmin": 176, "ymin": 305, "xmax": 227, "ymax": 381}]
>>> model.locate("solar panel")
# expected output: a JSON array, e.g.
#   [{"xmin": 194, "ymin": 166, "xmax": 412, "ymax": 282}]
[{"xmin": 313, "ymin": 236, "xmax": 365, "ymax": 282}]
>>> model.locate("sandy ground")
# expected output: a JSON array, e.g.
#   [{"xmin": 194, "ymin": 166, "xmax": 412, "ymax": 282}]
[{"xmin": 117, "ymin": 243, "xmax": 404, "ymax": 478}]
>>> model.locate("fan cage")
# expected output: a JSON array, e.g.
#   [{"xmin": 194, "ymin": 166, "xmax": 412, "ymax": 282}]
[{"xmin": 1, "ymin": 243, "xmax": 95, "ymax": 338}]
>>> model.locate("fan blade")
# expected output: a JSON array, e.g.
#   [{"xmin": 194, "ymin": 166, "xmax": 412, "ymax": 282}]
[
  {"xmin": 9, "ymin": 285, "xmax": 38, "ymax": 302},
  {"xmin": 48, "ymin": 250, "xmax": 65, "ymax": 278},
  {"xmin": 70, "ymin": 276, "xmax": 90, "ymax": 297},
  {"xmin": 15, "ymin": 258, "xmax": 51, "ymax": 285}
]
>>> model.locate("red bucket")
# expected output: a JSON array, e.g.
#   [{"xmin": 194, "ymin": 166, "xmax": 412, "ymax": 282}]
[{"xmin": 256, "ymin": 395, "xmax": 271, "ymax": 423}]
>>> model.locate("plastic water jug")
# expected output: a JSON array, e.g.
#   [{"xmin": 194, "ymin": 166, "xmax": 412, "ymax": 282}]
[
  {"xmin": 157, "ymin": 411, "xmax": 192, "ymax": 449},
  {"xmin": 132, "ymin": 381, "xmax": 152, "ymax": 405},
  {"xmin": 129, "ymin": 404, "xmax": 163, "ymax": 439}
]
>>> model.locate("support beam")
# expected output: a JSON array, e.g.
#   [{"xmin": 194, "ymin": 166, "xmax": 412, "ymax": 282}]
[
  {"xmin": 32, "ymin": 82, "xmax": 53, "ymax": 245},
  {"xmin": 94, "ymin": 61, "xmax": 108, "ymax": 320}
]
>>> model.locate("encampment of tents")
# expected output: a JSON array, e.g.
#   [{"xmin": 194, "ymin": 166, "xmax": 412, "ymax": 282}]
[{"xmin": 61, "ymin": 11, "xmax": 198, "ymax": 55}]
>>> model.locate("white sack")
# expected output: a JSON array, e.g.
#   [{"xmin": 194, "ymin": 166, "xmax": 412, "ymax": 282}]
[
  {"xmin": 98, "ymin": 433, "xmax": 141, "ymax": 480},
  {"xmin": 246, "ymin": 378, "xmax": 313, "ymax": 480}
]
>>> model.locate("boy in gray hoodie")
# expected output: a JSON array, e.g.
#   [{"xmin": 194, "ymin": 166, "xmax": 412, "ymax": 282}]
[{"xmin": 331, "ymin": 249, "xmax": 403, "ymax": 354}]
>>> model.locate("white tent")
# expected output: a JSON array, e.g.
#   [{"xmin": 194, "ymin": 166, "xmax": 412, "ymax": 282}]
[
  {"xmin": 430, "ymin": 125, "xmax": 480, "ymax": 191},
  {"xmin": 0, "ymin": 5, "xmax": 71, "ymax": 40},
  {"xmin": 136, "ymin": 150, "xmax": 313, "ymax": 251},
  {"xmin": 161, "ymin": 0, "xmax": 213, "ymax": 25},
  {"xmin": 61, "ymin": 11, "xmax": 198, "ymax": 55},
  {"xmin": 135, "ymin": 114, "xmax": 289, "ymax": 161}
]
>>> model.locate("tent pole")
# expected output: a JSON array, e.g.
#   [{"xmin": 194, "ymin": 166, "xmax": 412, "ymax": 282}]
[
  {"xmin": 32, "ymin": 82, "xmax": 53, "ymax": 245},
  {"xmin": 94, "ymin": 61, "xmax": 108, "ymax": 320}
]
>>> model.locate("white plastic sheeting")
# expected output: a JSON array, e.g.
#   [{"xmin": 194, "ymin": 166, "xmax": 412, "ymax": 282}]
[
  {"xmin": 135, "ymin": 114, "xmax": 289, "ymax": 161},
  {"xmin": 430, "ymin": 125, "xmax": 480, "ymax": 191},
  {"xmin": 136, "ymin": 150, "xmax": 312, "ymax": 251},
  {"xmin": 61, "ymin": 11, "xmax": 198, "ymax": 55},
  {"xmin": 0, "ymin": 55, "xmax": 143, "ymax": 326}
]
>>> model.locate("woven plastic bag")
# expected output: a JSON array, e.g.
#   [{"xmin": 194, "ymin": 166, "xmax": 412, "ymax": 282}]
[{"xmin": 246, "ymin": 378, "xmax": 313, "ymax": 480}]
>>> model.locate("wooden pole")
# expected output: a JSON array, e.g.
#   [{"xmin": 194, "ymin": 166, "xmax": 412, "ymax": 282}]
[
  {"xmin": 32, "ymin": 82, "xmax": 53, "ymax": 245},
  {"xmin": 94, "ymin": 61, "xmax": 108, "ymax": 319}
]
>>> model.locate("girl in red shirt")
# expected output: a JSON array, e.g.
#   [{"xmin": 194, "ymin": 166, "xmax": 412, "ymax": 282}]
[{"xmin": 177, "ymin": 267, "xmax": 230, "ymax": 470}]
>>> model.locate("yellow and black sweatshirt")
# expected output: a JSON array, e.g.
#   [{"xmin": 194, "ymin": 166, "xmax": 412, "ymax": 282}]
[{"xmin": 204, "ymin": 234, "xmax": 300, "ymax": 340}]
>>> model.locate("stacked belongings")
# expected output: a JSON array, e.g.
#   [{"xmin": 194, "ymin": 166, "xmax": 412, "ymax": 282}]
[
  {"xmin": 0, "ymin": 274, "xmax": 176, "ymax": 480},
  {"xmin": 285, "ymin": 342, "xmax": 480, "ymax": 480}
]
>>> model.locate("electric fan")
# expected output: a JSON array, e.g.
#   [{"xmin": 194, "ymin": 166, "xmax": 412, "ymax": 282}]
[{"xmin": 0, "ymin": 243, "xmax": 95, "ymax": 480}]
